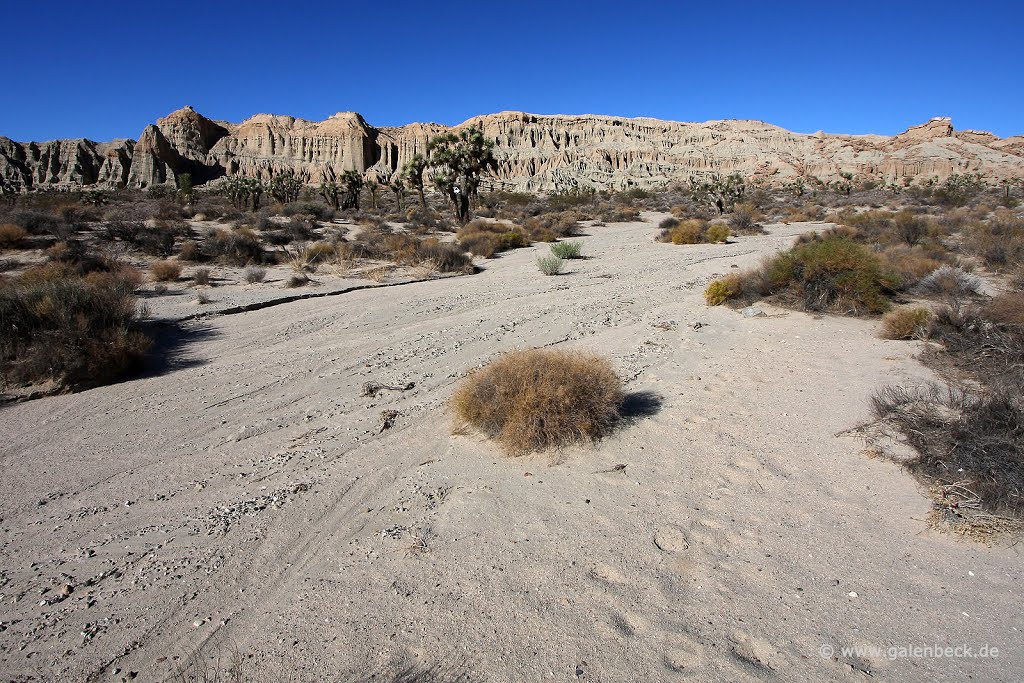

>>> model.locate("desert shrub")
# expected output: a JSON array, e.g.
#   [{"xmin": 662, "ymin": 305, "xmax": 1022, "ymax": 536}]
[
  {"xmin": 769, "ymin": 235, "xmax": 898, "ymax": 313},
  {"xmin": 191, "ymin": 267, "xmax": 212, "ymax": 286},
  {"xmin": 728, "ymin": 202, "xmax": 764, "ymax": 233},
  {"xmin": 550, "ymin": 240, "xmax": 583, "ymax": 259},
  {"xmin": 279, "ymin": 201, "xmax": 332, "ymax": 220},
  {"xmin": 893, "ymin": 211, "xmax": 930, "ymax": 245},
  {"xmin": 301, "ymin": 241, "xmax": 340, "ymax": 267},
  {"xmin": 880, "ymin": 306, "xmax": 933, "ymax": 340},
  {"xmin": 658, "ymin": 217, "xmax": 680, "ymax": 231},
  {"xmin": 458, "ymin": 231, "xmax": 500, "ymax": 258},
  {"xmin": 599, "ymin": 206, "xmax": 640, "ymax": 223},
  {"xmin": 8, "ymin": 209, "xmax": 58, "ymax": 235},
  {"xmin": 0, "ymin": 264, "xmax": 149, "ymax": 388},
  {"xmin": 285, "ymin": 273, "xmax": 310, "ymax": 288},
  {"xmin": 872, "ymin": 384, "xmax": 1024, "ymax": 517},
  {"xmin": 0, "ymin": 224, "xmax": 28, "ymax": 247},
  {"xmin": 416, "ymin": 239, "xmax": 473, "ymax": 273},
  {"xmin": 705, "ymin": 223, "xmax": 731, "ymax": 243},
  {"xmin": 498, "ymin": 231, "xmax": 529, "ymax": 250},
  {"xmin": 934, "ymin": 173, "xmax": 986, "ymax": 207},
  {"xmin": 203, "ymin": 227, "xmax": 266, "ymax": 266},
  {"xmin": 915, "ymin": 265, "xmax": 981, "ymax": 299},
  {"xmin": 982, "ymin": 291, "xmax": 1024, "ymax": 327},
  {"xmin": 658, "ymin": 218, "xmax": 728, "ymax": 244},
  {"xmin": 523, "ymin": 212, "xmax": 580, "ymax": 238},
  {"xmin": 151, "ymin": 260, "xmax": 182, "ymax": 282},
  {"xmin": 178, "ymin": 240, "xmax": 204, "ymax": 262},
  {"xmin": 537, "ymin": 255, "xmax": 565, "ymax": 275},
  {"xmin": 784, "ymin": 203, "xmax": 826, "ymax": 222},
  {"xmin": 727, "ymin": 232, "xmax": 899, "ymax": 314},
  {"xmin": 451, "ymin": 349, "xmax": 625, "ymax": 454},
  {"xmin": 659, "ymin": 218, "xmax": 707, "ymax": 244},
  {"xmin": 242, "ymin": 265, "xmax": 267, "ymax": 284},
  {"xmin": 880, "ymin": 245, "xmax": 943, "ymax": 288},
  {"xmin": 965, "ymin": 209, "xmax": 1024, "ymax": 270},
  {"xmin": 705, "ymin": 274, "xmax": 743, "ymax": 305}
]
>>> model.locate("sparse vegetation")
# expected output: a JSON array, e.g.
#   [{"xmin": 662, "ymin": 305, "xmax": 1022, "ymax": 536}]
[
  {"xmin": 243, "ymin": 265, "xmax": 267, "ymax": 284},
  {"xmin": 658, "ymin": 218, "xmax": 730, "ymax": 244},
  {"xmin": 451, "ymin": 349, "xmax": 625, "ymax": 454},
  {"xmin": 537, "ymin": 255, "xmax": 565, "ymax": 275}
]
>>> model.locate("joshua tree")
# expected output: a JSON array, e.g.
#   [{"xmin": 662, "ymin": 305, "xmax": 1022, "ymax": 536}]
[
  {"xmin": 224, "ymin": 176, "xmax": 265, "ymax": 210},
  {"xmin": 689, "ymin": 172, "xmax": 746, "ymax": 214},
  {"xmin": 426, "ymin": 126, "xmax": 497, "ymax": 223},
  {"xmin": 340, "ymin": 170, "xmax": 363, "ymax": 210},
  {"xmin": 831, "ymin": 171, "xmax": 855, "ymax": 196},
  {"xmin": 402, "ymin": 154, "xmax": 428, "ymax": 211},
  {"xmin": 320, "ymin": 180, "xmax": 341, "ymax": 210},
  {"xmin": 389, "ymin": 176, "xmax": 406, "ymax": 210},
  {"xmin": 176, "ymin": 172, "xmax": 194, "ymax": 205},
  {"xmin": 365, "ymin": 178, "xmax": 379, "ymax": 211},
  {"xmin": 269, "ymin": 170, "xmax": 303, "ymax": 204}
]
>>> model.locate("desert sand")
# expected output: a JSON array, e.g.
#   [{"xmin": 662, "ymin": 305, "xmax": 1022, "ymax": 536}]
[{"xmin": 0, "ymin": 214, "xmax": 1020, "ymax": 682}]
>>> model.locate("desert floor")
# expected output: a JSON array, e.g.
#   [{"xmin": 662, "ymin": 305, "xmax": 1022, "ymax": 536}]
[{"xmin": 1, "ymin": 215, "xmax": 1020, "ymax": 682}]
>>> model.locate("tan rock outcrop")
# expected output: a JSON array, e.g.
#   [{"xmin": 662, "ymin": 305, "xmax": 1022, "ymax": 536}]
[{"xmin": 2, "ymin": 108, "xmax": 1022, "ymax": 193}]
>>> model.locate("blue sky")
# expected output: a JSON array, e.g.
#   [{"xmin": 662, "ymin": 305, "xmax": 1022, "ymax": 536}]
[{"xmin": 2, "ymin": 0, "xmax": 1021, "ymax": 142}]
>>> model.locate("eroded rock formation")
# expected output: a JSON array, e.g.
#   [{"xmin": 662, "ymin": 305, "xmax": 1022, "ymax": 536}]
[{"xmin": 2, "ymin": 108, "xmax": 1022, "ymax": 193}]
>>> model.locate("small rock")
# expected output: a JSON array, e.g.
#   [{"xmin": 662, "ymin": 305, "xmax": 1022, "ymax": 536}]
[
  {"xmin": 742, "ymin": 307, "xmax": 767, "ymax": 318},
  {"xmin": 848, "ymin": 591, "xmax": 858, "ymax": 598}
]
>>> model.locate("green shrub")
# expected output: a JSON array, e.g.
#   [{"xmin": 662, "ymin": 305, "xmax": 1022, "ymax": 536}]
[
  {"xmin": 550, "ymin": 240, "xmax": 583, "ymax": 259},
  {"xmin": 451, "ymin": 349, "xmax": 624, "ymax": 454},
  {"xmin": 537, "ymin": 255, "xmax": 565, "ymax": 275}
]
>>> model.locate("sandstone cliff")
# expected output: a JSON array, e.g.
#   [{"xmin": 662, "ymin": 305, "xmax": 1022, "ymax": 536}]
[{"xmin": 2, "ymin": 108, "xmax": 1021, "ymax": 193}]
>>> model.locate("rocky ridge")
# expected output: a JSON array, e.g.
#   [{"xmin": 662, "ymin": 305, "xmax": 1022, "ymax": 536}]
[{"xmin": 2, "ymin": 107, "xmax": 1022, "ymax": 192}]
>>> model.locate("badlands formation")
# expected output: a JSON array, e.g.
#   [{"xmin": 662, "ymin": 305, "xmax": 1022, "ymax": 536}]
[{"xmin": 2, "ymin": 107, "xmax": 1024, "ymax": 192}]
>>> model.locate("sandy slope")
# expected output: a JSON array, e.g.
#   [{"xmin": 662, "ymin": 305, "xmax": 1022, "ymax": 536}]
[{"xmin": 0, "ymin": 215, "xmax": 1020, "ymax": 682}]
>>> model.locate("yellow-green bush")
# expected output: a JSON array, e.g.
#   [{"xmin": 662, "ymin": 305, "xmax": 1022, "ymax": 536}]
[{"xmin": 705, "ymin": 274, "xmax": 743, "ymax": 305}]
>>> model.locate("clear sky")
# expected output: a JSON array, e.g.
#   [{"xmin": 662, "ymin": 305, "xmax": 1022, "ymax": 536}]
[{"xmin": 2, "ymin": 0, "xmax": 1021, "ymax": 142}]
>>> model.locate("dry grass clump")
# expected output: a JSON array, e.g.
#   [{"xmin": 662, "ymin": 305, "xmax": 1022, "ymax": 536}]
[
  {"xmin": 522, "ymin": 212, "xmax": 581, "ymax": 239},
  {"xmin": 0, "ymin": 259, "xmax": 149, "ymax": 389},
  {"xmin": 0, "ymin": 223, "xmax": 28, "ymax": 248},
  {"xmin": 243, "ymin": 265, "xmax": 267, "ymax": 284},
  {"xmin": 191, "ymin": 267, "xmax": 212, "ymax": 286},
  {"xmin": 658, "ymin": 218, "xmax": 730, "ymax": 244},
  {"xmin": 451, "ymin": 349, "xmax": 625, "ymax": 454},
  {"xmin": 151, "ymin": 260, "xmax": 183, "ymax": 282},
  {"xmin": 880, "ymin": 306, "xmax": 933, "ymax": 340},
  {"xmin": 705, "ymin": 230, "xmax": 899, "ymax": 314}
]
